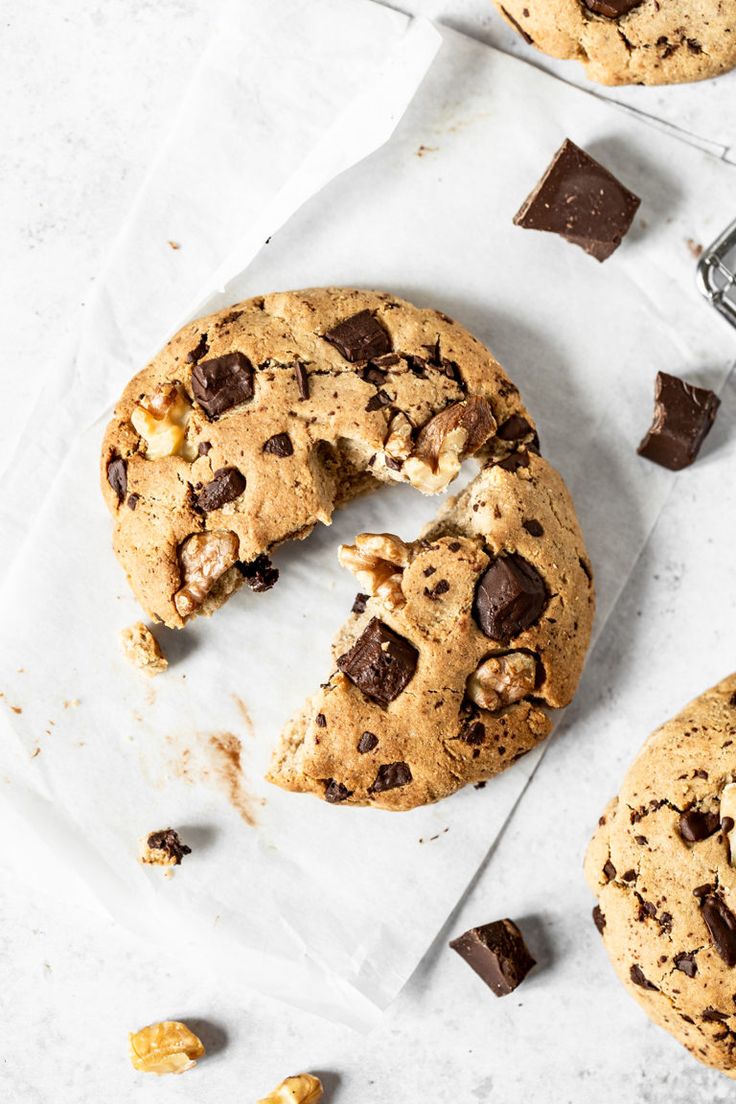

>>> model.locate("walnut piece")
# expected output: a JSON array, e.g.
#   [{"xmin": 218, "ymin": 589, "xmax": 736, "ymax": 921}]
[
  {"xmin": 131, "ymin": 383, "xmax": 197, "ymax": 460},
  {"xmin": 377, "ymin": 411, "xmax": 414, "ymax": 479},
  {"xmin": 128, "ymin": 1021, "xmax": 205, "ymax": 1075},
  {"xmin": 257, "ymin": 1074, "xmax": 324, "ymax": 1104},
  {"xmin": 140, "ymin": 827, "xmax": 191, "ymax": 867},
  {"xmin": 174, "ymin": 530, "xmax": 239, "ymax": 617},
  {"xmin": 403, "ymin": 397, "xmax": 495, "ymax": 494},
  {"xmin": 120, "ymin": 622, "xmax": 168, "ymax": 677},
  {"xmin": 466, "ymin": 652, "xmax": 537, "ymax": 712},
  {"xmin": 338, "ymin": 532, "xmax": 410, "ymax": 610},
  {"xmin": 721, "ymin": 783, "xmax": 736, "ymax": 862}
]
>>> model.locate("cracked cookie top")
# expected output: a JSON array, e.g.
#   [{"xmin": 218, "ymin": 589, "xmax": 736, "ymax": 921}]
[{"xmin": 585, "ymin": 675, "xmax": 736, "ymax": 1077}]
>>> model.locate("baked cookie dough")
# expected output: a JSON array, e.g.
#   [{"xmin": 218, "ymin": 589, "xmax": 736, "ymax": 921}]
[
  {"xmin": 586, "ymin": 675, "xmax": 736, "ymax": 1077},
  {"xmin": 101, "ymin": 288, "xmax": 537, "ymax": 629},
  {"xmin": 269, "ymin": 450, "xmax": 594, "ymax": 810},
  {"xmin": 494, "ymin": 0, "xmax": 736, "ymax": 85}
]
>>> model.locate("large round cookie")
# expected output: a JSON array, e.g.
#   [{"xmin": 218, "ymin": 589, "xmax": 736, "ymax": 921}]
[
  {"xmin": 269, "ymin": 450, "xmax": 594, "ymax": 810},
  {"xmin": 101, "ymin": 289, "xmax": 535, "ymax": 629},
  {"xmin": 586, "ymin": 675, "xmax": 736, "ymax": 1076},
  {"xmin": 494, "ymin": 0, "xmax": 736, "ymax": 85}
]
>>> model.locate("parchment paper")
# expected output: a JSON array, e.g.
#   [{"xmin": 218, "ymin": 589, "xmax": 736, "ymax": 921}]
[{"xmin": 1, "ymin": 2, "xmax": 735, "ymax": 1028}]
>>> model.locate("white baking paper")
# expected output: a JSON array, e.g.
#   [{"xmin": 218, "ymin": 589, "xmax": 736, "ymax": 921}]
[{"xmin": 1, "ymin": 4, "xmax": 735, "ymax": 1028}]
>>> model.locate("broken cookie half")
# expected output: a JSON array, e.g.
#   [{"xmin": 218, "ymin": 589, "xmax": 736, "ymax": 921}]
[{"xmin": 268, "ymin": 450, "xmax": 594, "ymax": 810}]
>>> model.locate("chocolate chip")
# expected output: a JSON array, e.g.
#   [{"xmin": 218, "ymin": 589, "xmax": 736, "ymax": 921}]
[
  {"xmin": 638, "ymin": 372, "xmax": 720, "ymax": 471},
  {"xmin": 236, "ymin": 553, "xmax": 279, "ymax": 592},
  {"xmin": 337, "ymin": 618, "xmax": 418, "ymax": 707},
  {"xmin": 463, "ymin": 722, "xmax": 486, "ymax": 746},
  {"xmin": 197, "ymin": 441, "xmax": 212, "ymax": 456},
  {"xmin": 315, "ymin": 713, "xmax": 327, "ymax": 728},
  {"xmin": 384, "ymin": 456, "xmax": 402, "ymax": 471},
  {"xmin": 357, "ymin": 731, "xmax": 378, "ymax": 754},
  {"xmin": 592, "ymin": 906, "xmax": 607, "ymax": 934},
  {"xmin": 673, "ymin": 951, "xmax": 698, "ymax": 978},
  {"xmin": 702, "ymin": 1006, "xmax": 729, "ymax": 1022},
  {"xmin": 678, "ymin": 809, "xmax": 721, "ymax": 843},
  {"xmin": 323, "ymin": 310, "xmax": 391, "ymax": 362},
  {"xmin": 693, "ymin": 883, "xmax": 715, "ymax": 898},
  {"xmin": 513, "ymin": 138, "xmax": 640, "ymax": 262},
  {"xmin": 186, "ymin": 332, "xmax": 209, "ymax": 364},
  {"xmin": 630, "ymin": 964, "xmax": 657, "ymax": 991},
  {"xmin": 369, "ymin": 761, "xmax": 413, "ymax": 793},
  {"xmin": 522, "ymin": 519, "xmax": 544, "ymax": 537},
  {"xmin": 423, "ymin": 566, "xmax": 437, "ymax": 577},
  {"xmin": 365, "ymin": 389, "xmax": 392, "ymax": 411},
  {"xmin": 191, "ymin": 351, "xmax": 254, "ymax": 417},
  {"xmin": 351, "ymin": 592, "xmax": 369, "ymax": 615},
  {"xmin": 448, "ymin": 541, "xmax": 461, "ymax": 552},
  {"xmin": 496, "ymin": 451, "xmax": 530, "ymax": 473},
  {"xmin": 497, "ymin": 415, "xmax": 534, "ymax": 441},
  {"xmin": 701, "ymin": 895, "xmax": 736, "ymax": 966},
  {"xmin": 263, "ymin": 432, "xmax": 294, "ymax": 458},
  {"xmin": 622, "ymin": 869, "xmax": 637, "ymax": 883},
  {"xmin": 583, "ymin": 0, "xmax": 643, "ymax": 15},
  {"xmin": 196, "ymin": 467, "xmax": 246, "ymax": 512},
  {"xmin": 603, "ymin": 859, "xmax": 616, "ymax": 882},
  {"xmin": 126, "ymin": 493, "xmax": 139, "ymax": 511},
  {"xmin": 294, "ymin": 360, "xmax": 310, "ymax": 400},
  {"xmin": 361, "ymin": 364, "xmax": 387, "ymax": 386},
  {"xmin": 473, "ymin": 554, "xmax": 547, "ymax": 642},
  {"xmin": 424, "ymin": 579, "xmax": 450, "ymax": 600},
  {"xmin": 219, "ymin": 309, "xmax": 243, "ymax": 326},
  {"xmin": 450, "ymin": 918, "xmax": 536, "ymax": 997},
  {"xmin": 324, "ymin": 779, "xmax": 353, "ymax": 803},
  {"xmin": 107, "ymin": 457, "xmax": 127, "ymax": 502},
  {"xmin": 146, "ymin": 828, "xmax": 191, "ymax": 865}
]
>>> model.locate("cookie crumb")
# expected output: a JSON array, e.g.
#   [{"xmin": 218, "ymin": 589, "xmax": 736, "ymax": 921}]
[
  {"xmin": 140, "ymin": 827, "xmax": 191, "ymax": 868},
  {"xmin": 121, "ymin": 622, "xmax": 168, "ymax": 677},
  {"xmin": 167, "ymin": 240, "xmax": 181, "ymax": 250},
  {"xmin": 686, "ymin": 238, "xmax": 703, "ymax": 259}
]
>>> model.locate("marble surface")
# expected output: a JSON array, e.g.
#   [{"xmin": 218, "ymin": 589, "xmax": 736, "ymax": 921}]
[{"xmin": 2, "ymin": 2, "xmax": 736, "ymax": 1101}]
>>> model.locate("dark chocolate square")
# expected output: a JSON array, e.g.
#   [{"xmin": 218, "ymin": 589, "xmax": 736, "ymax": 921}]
[
  {"xmin": 450, "ymin": 918, "xmax": 536, "ymax": 996},
  {"xmin": 637, "ymin": 371, "xmax": 720, "ymax": 471},
  {"xmin": 337, "ymin": 617, "xmax": 418, "ymax": 707}
]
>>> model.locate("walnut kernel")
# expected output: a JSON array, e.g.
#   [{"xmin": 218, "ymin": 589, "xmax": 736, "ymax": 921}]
[
  {"xmin": 257, "ymin": 1073, "xmax": 324, "ymax": 1104},
  {"xmin": 403, "ymin": 397, "xmax": 495, "ymax": 494},
  {"xmin": 131, "ymin": 384, "xmax": 197, "ymax": 460},
  {"xmin": 128, "ymin": 1020, "xmax": 204, "ymax": 1075},
  {"xmin": 174, "ymin": 530, "xmax": 239, "ymax": 617},
  {"xmin": 338, "ymin": 532, "xmax": 410, "ymax": 610},
  {"xmin": 466, "ymin": 652, "xmax": 537, "ymax": 712}
]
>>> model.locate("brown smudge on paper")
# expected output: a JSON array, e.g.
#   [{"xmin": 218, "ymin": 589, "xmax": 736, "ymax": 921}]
[
  {"xmin": 230, "ymin": 694, "xmax": 254, "ymax": 737},
  {"xmin": 167, "ymin": 730, "xmax": 263, "ymax": 826},
  {"xmin": 686, "ymin": 238, "xmax": 703, "ymax": 259}
]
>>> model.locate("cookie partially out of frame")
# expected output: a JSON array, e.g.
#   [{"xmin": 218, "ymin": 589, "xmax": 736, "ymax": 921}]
[
  {"xmin": 269, "ymin": 450, "xmax": 594, "ymax": 810},
  {"xmin": 586, "ymin": 675, "xmax": 736, "ymax": 1077},
  {"xmin": 101, "ymin": 289, "xmax": 537, "ymax": 629},
  {"xmin": 494, "ymin": 0, "xmax": 736, "ymax": 86}
]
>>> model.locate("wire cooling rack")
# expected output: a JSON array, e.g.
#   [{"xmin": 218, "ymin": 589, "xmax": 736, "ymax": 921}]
[{"xmin": 697, "ymin": 218, "xmax": 736, "ymax": 329}]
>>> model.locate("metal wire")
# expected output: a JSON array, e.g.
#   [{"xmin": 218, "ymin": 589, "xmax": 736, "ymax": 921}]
[{"xmin": 697, "ymin": 218, "xmax": 736, "ymax": 329}]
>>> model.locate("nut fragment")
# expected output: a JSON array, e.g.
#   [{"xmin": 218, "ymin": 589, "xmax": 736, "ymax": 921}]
[
  {"xmin": 403, "ymin": 397, "xmax": 495, "ymax": 494},
  {"xmin": 174, "ymin": 530, "xmax": 239, "ymax": 617},
  {"xmin": 128, "ymin": 1021, "xmax": 204, "ymax": 1075},
  {"xmin": 257, "ymin": 1073, "xmax": 324, "ymax": 1104},
  {"xmin": 721, "ymin": 783, "xmax": 736, "ymax": 862},
  {"xmin": 131, "ymin": 383, "xmax": 197, "ymax": 460},
  {"xmin": 140, "ymin": 827, "xmax": 191, "ymax": 867},
  {"xmin": 378, "ymin": 411, "xmax": 414, "ymax": 478},
  {"xmin": 120, "ymin": 622, "xmax": 168, "ymax": 677},
  {"xmin": 466, "ymin": 652, "xmax": 537, "ymax": 712},
  {"xmin": 338, "ymin": 532, "xmax": 410, "ymax": 610}
]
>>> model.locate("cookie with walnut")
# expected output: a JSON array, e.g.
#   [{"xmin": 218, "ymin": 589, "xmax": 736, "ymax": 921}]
[
  {"xmin": 101, "ymin": 288, "xmax": 535, "ymax": 629},
  {"xmin": 585, "ymin": 675, "xmax": 736, "ymax": 1077},
  {"xmin": 494, "ymin": 0, "xmax": 736, "ymax": 86},
  {"xmin": 268, "ymin": 450, "xmax": 594, "ymax": 810}
]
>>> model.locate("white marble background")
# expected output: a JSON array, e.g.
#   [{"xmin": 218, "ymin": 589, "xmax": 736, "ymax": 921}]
[{"xmin": 2, "ymin": 2, "xmax": 736, "ymax": 1101}]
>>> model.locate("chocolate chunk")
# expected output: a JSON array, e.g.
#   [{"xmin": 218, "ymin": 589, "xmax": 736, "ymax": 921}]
[
  {"xmin": 365, "ymin": 389, "xmax": 392, "ymax": 412},
  {"xmin": 522, "ymin": 519, "xmax": 544, "ymax": 537},
  {"xmin": 191, "ymin": 351, "xmax": 254, "ymax": 417},
  {"xmin": 424, "ymin": 579, "xmax": 450, "ymax": 600},
  {"xmin": 236, "ymin": 553, "xmax": 279, "ymax": 592},
  {"xmin": 323, "ymin": 310, "xmax": 391, "ymax": 362},
  {"xmin": 315, "ymin": 713, "xmax": 327, "ymax": 728},
  {"xmin": 450, "ymin": 919, "xmax": 536, "ymax": 997},
  {"xmin": 673, "ymin": 951, "xmax": 698, "ymax": 978},
  {"xmin": 592, "ymin": 905, "xmax": 607, "ymax": 934},
  {"xmin": 263, "ymin": 432, "xmax": 294, "ymax": 458},
  {"xmin": 513, "ymin": 138, "xmax": 641, "ymax": 262},
  {"xmin": 622, "ymin": 869, "xmax": 637, "ymax": 883},
  {"xmin": 186, "ymin": 332, "xmax": 209, "ymax": 364},
  {"xmin": 146, "ymin": 828, "xmax": 191, "ymax": 865},
  {"xmin": 337, "ymin": 618, "xmax": 418, "ymax": 707},
  {"xmin": 702, "ymin": 1006, "xmax": 729, "ymax": 1022},
  {"xmin": 603, "ymin": 859, "xmax": 616, "ymax": 882},
  {"xmin": 351, "ymin": 592, "xmax": 369, "ymax": 615},
  {"xmin": 497, "ymin": 415, "xmax": 534, "ymax": 441},
  {"xmin": 357, "ymin": 731, "xmax": 378, "ymax": 754},
  {"xmin": 463, "ymin": 721, "xmax": 486, "ymax": 746},
  {"xmin": 107, "ymin": 457, "xmax": 127, "ymax": 502},
  {"xmin": 583, "ymin": 0, "xmax": 643, "ymax": 16},
  {"xmin": 701, "ymin": 895, "xmax": 736, "ymax": 966},
  {"xmin": 196, "ymin": 467, "xmax": 246, "ymax": 512},
  {"xmin": 630, "ymin": 964, "xmax": 657, "ymax": 991},
  {"xmin": 369, "ymin": 761, "xmax": 413, "ymax": 793},
  {"xmin": 294, "ymin": 360, "xmax": 310, "ymax": 400},
  {"xmin": 678, "ymin": 809, "xmax": 721, "ymax": 843},
  {"xmin": 637, "ymin": 372, "xmax": 720, "ymax": 471},
  {"xmin": 473, "ymin": 554, "xmax": 547, "ymax": 642},
  {"xmin": 324, "ymin": 779, "xmax": 353, "ymax": 803},
  {"xmin": 126, "ymin": 493, "xmax": 139, "ymax": 511},
  {"xmin": 197, "ymin": 441, "xmax": 212, "ymax": 456},
  {"xmin": 496, "ymin": 451, "xmax": 531, "ymax": 473},
  {"xmin": 361, "ymin": 364, "xmax": 387, "ymax": 387}
]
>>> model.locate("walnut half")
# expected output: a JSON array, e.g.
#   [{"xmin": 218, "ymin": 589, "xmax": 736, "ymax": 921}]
[
  {"xmin": 338, "ymin": 533, "xmax": 410, "ymax": 610},
  {"xmin": 131, "ymin": 383, "xmax": 197, "ymax": 461},
  {"xmin": 174, "ymin": 530, "xmax": 239, "ymax": 617},
  {"xmin": 466, "ymin": 652, "xmax": 537, "ymax": 712},
  {"xmin": 403, "ymin": 397, "xmax": 495, "ymax": 494},
  {"xmin": 257, "ymin": 1074, "xmax": 324, "ymax": 1104},
  {"xmin": 128, "ymin": 1021, "xmax": 205, "ymax": 1075}
]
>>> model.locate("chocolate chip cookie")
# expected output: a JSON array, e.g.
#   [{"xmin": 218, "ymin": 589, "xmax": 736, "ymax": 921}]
[
  {"xmin": 494, "ymin": 1, "xmax": 736, "ymax": 85},
  {"xmin": 585, "ymin": 675, "xmax": 736, "ymax": 1076},
  {"xmin": 101, "ymin": 288, "xmax": 535, "ymax": 629},
  {"xmin": 268, "ymin": 450, "xmax": 594, "ymax": 810}
]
